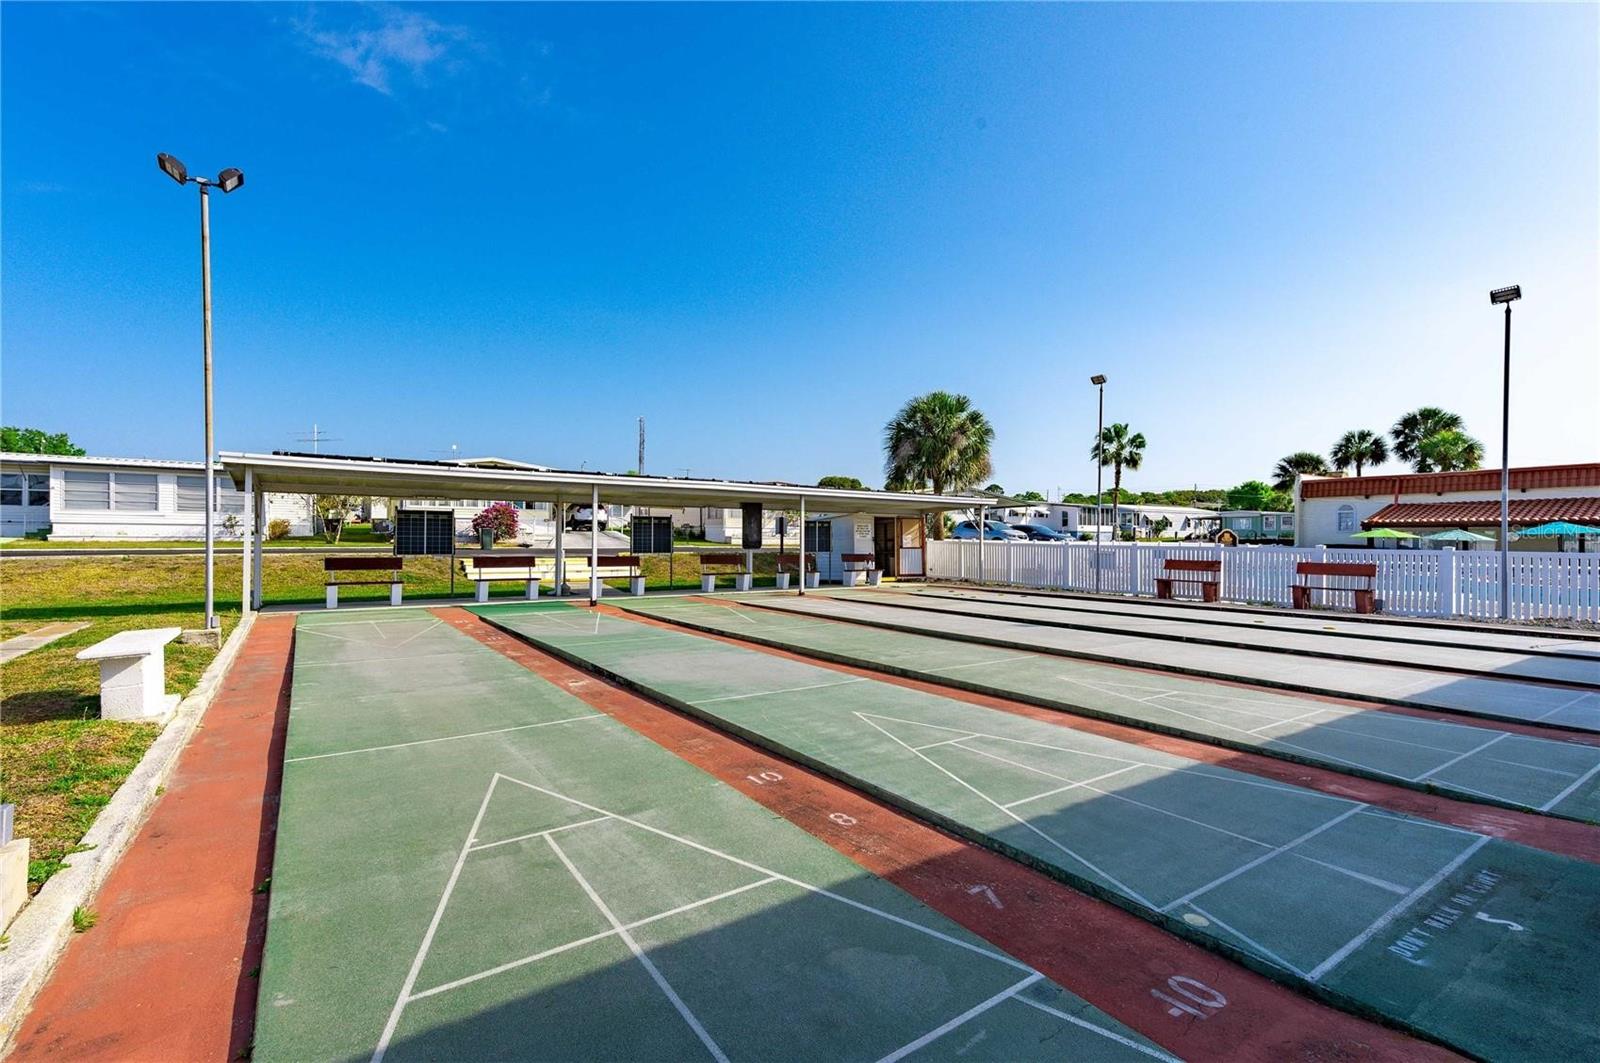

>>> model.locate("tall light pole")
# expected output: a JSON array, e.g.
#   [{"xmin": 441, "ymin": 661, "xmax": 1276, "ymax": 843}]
[
  {"xmin": 1490, "ymin": 284, "xmax": 1521, "ymax": 619},
  {"xmin": 158, "ymin": 153, "xmax": 245, "ymax": 631},
  {"xmin": 1090, "ymin": 374, "xmax": 1107, "ymax": 593}
]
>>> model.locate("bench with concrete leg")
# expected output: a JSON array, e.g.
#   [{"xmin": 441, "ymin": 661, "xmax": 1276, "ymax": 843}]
[
  {"xmin": 840, "ymin": 553, "xmax": 880, "ymax": 587},
  {"xmin": 76, "ymin": 627, "xmax": 183, "ymax": 721},
  {"xmin": 324, "ymin": 556, "xmax": 404, "ymax": 608},
  {"xmin": 699, "ymin": 552, "xmax": 753, "ymax": 592}
]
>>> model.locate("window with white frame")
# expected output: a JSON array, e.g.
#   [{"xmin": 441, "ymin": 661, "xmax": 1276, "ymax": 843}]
[
  {"xmin": 1282, "ymin": 514, "xmax": 1295, "ymax": 528},
  {"xmin": 177, "ymin": 475, "xmax": 208, "ymax": 511},
  {"xmin": 0, "ymin": 473, "xmax": 23, "ymax": 507},
  {"xmin": 1336, "ymin": 504, "xmax": 1356, "ymax": 532},
  {"xmin": 113, "ymin": 473, "xmax": 159, "ymax": 511},
  {"xmin": 217, "ymin": 477, "xmax": 245, "ymax": 514},
  {"xmin": 64, "ymin": 470, "xmax": 112, "ymax": 510}
]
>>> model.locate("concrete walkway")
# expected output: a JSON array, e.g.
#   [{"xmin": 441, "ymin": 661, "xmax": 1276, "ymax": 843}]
[
  {"xmin": 8, "ymin": 615, "xmax": 292, "ymax": 1062},
  {"xmin": 0, "ymin": 623, "xmax": 88, "ymax": 664}
]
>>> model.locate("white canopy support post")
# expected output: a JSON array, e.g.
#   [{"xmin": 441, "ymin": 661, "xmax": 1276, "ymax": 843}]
[
  {"xmin": 977, "ymin": 505, "xmax": 986, "ymax": 584},
  {"xmin": 242, "ymin": 468, "xmax": 254, "ymax": 614},
  {"xmin": 588, "ymin": 483, "xmax": 600, "ymax": 605},
  {"xmin": 251, "ymin": 483, "xmax": 264, "ymax": 610},
  {"xmin": 798, "ymin": 496, "xmax": 807, "ymax": 596},
  {"xmin": 553, "ymin": 492, "xmax": 565, "ymax": 596}
]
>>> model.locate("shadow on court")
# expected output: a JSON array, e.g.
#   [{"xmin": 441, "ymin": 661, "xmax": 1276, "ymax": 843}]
[{"xmin": 474, "ymin": 601, "xmax": 1600, "ymax": 1062}]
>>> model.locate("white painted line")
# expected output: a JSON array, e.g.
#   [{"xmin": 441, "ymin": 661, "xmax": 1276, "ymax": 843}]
[
  {"xmin": 296, "ymin": 651, "xmax": 479, "ymax": 669},
  {"xmin": 494, "ymin": 774, "xmax": 1029, "ymax": 971},
  {"xmin": 1245, "ymin": 706, "xmax": 1334, "ymax": 735},
  {"xmin": 1410, "ymin": 733, "xmax": 1510, "ymax": 783},
  {"xmin": 1014, "ymin": 995, "xmax": 1181, "ymax": 1062},
  {"xmin": 1306, "ymin": 834, "xmax": 1493, "ymax": 983},
  {"xmin": 467, "ymin": 815, "xmax": 616, "ymax": 852},
  {"xmin": 405, "ymin": 879, "xmax": 784, "ymax": 1002},
  {"xmin": 371, "ymin": 776, "xmax": 500, "ymax": 1063},
  {"xmin": 1002, "ymin": 765, "xmax": 1142, "ymax": 809},
  {"xmin": 911, "ymin": 735, "xmax": 979, "ymax": 752},
  {"xmin": 546, "ymin": 833, "xmax": 731, "ymax": 1063},
  {"xmin": 693, "ymin": 677, "xmax": 867, "ymax": 705},
  {"xmin": 858, "ymin": 712, "xmax": 1145, "ymax": 769},
  {"xmin": 1540, "ymin": 756, "xmax": 1600, "ymax": 811},
  {"xmin": 624, "ymin": 876, "xmax": 782, "ymax": 930},
  {"xmin": 286, "ymin": 713, "xmax": 606, "ymax": 763},
  {"xmin": 1163, "ymin": 806, "xmax": 1365, "ymax": 911},
  {"xmin": 875, "ymin": 973, "xmax": 1044, "ymax": 1063},
  {"xmin": 855, "ymin": 714, "xmax": 1160, "ymax": 910},
  {"xmin": 1187, "ymin": 903, "xmax": 1312, "ymax": 981},
  {"xmin": 1291, "ymin": 854, "xmax": 1409, "ymax": 895},
  {"xmin": 927, "ymin": 653, "xmax": 1039, "ymax": 674},
  {"xmin": 390, "ymin": 619, "xmax": 445, "ymax": 650},
  {"xmin": 1535, "ymin": 690, "xmax": 1598, "ymax": 722}
]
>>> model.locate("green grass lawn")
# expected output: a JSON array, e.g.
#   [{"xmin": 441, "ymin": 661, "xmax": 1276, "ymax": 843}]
[{"xmin": 0, "ymin": 522, "xmax": 391, "ymax": 550}]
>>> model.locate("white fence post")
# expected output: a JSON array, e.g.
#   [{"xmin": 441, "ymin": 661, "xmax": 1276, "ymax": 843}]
[
  {"xmin": 1006, "ymin": 538, "xmax": 1016, "ymax": 585},
  {"xmin": 1437, "ymin": 547, "xmax": 1458, "ymax": 617}
]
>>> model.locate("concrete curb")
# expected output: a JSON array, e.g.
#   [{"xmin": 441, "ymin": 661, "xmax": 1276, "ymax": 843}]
[{"xmin": 0, "ymin": 610, "xmax": 258, "ymax": 1053}]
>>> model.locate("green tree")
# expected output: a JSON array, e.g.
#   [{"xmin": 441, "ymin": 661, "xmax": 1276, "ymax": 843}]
[
  {"xmin": 1416, "ymin": 429, "xmax": 1484, "ymax": 472},
  {"xmin": 1012, "ymin": 490, "xmax": 1045, "ymax": 503},
  {"xmin": 1090, "ymin": 423, "xmax": 1146, "ymax": 532},
  {"xmin": 1225, "ymin": 480, "xmax": 1292, "ymax": 512},
  {"xmin": 312, "ymin": 494, "xmax": 363, "ymax": 544},
  {"xmin": 883, "ymin": 391, "xmax": 995, "ymax": 538},
  {"xmin": 816, "ymin": 475, "xmax": 866, "ymax": 490},
  {"xmin": 1330, "ymin": 429, "xmax": 1389, "ymax": 477},
  {"xmin": 1392, "ymin": 407, "xmax": 1465, "ymax": 471},
  {"xmin": 1271, "ymin": 451, "xmax": 1331, "ymax": 492},
  {"xmin": 2, "ymin": 426, "xmax": 86, "ymax": 455},
  {"xmin": 983, "ymin": 483, "xmax": 1005, "ymax": 496}
]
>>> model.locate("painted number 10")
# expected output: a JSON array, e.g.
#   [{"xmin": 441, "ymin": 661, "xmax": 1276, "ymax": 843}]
[{"xmin": 1151, "ymin": 976, "xmax": 1226, "ymax": 1020}]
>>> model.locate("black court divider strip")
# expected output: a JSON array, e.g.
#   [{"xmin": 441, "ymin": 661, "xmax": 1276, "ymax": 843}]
[
  {"xmin": 906, "ymin": 587, "xmax": 1600, "ymax": 663},
  {"xmin": 611, "ymin": 601, "xmax": 1599, "ymax": 828},
  {"xmin": 847, "ymin": 592, "xmax": 1600, "ymax": 692},
  {"xmin": 743, "ymin": 597, "xmax": 1600, "ymax": 736},
  {"xmin": 930, "ymin": 580, "xmax": 1600, "ymax": 645},
  {"xmin": 473, "ymin": 609, "xmax": 1478, "ymax": 1058}
]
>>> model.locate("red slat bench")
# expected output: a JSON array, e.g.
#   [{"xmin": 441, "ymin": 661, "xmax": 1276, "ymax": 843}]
[
  {"xmin": 699, "ymin": 552, "xmax": 753, "ymax": 593},
  {"xmin": 461, "ymin": 553, "xmax": 643, "ymax": 601},
  {"xmin": 1291, "ymin": 561, "xmax": 1378, "ymax": 614},
  {"xmin": 1154, "ymin": 558, "xmax": 1221, "ymax": 603},
  {"xmin": 775, "ymin": 553, "xmax": 819, "ymax": 590},
  {"xmin": 840, "ymin": 552, "xmax": 881, "ymax": 587},
  {"xmin": 324, "ymin": 556, "xmax": 404, "ymax": 608}
]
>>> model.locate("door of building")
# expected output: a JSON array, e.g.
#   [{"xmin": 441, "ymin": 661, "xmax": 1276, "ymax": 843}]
[
  {"xmin": 897, "ymin": 517, "xmax": 926, "ymax": 577},
  {"xmin": 873, "ymin": 517, "xmax": 896, "ymax": 576}
]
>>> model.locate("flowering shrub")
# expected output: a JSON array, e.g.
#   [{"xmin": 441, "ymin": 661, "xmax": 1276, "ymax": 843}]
[{"xmin": 472, "ymin": 502, "xmax": 520, "ymax": 542}]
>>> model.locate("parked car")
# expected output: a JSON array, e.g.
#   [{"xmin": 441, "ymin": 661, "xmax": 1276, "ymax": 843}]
[
  {"xmin": 565, "ymin": 503, "xmax": 610, "ymax": 531},
  {"xmin": 951, "ymin": 520, "xmax": 1027, "ymax": 541},
  {"xmin": 1010, "ymin": 523, "xmax": 1072, "ymax": 541}
]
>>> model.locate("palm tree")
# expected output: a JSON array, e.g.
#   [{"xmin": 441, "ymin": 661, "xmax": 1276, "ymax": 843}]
[
  {"xmin": 883, "ymin": 391, "xmax": 995, "ymax": 538},
  {"xmin": 1330, "ymin": 429, "xmax": 1389, "ymax": 477},
  {"xmin": 1272, "ymin": 451, "xmax": 1331, "ymax": 492},
  {"xmin": 1416, "ymin": 429, "xmax": 1484, "ymax": 472},
  {"xmin": 1090, "ymin": 423, "xmax": 1146, "ymax": 533},
  {"xmin": 1392, "ymin": 407, "xmax": 1464, "ymax": 471}
]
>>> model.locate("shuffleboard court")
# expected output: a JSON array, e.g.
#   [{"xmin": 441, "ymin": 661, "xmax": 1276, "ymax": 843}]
[
  {"xmin": 258, "ymin": 608, "xmax": 1170, "ymax": 1063},
  {"xmin": 741, "ymin": 593, "xmax": 1600, "ymax": 733},
  {"xmin": 477, "ymin": 602, "xmax": 1600, "ymax": 1062},
  {"xmin": 827, "ymin": 587, "xmax": 1600, "ymax": 687},
  {"xmin": 613, "ymin": 597, "xmax": 1600, "ymax": 823},
  {"xmin": 904, "ymin": 584, "xmax": 1600, "ymax": 660}
]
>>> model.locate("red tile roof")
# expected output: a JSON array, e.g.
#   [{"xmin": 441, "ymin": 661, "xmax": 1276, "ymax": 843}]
[
  {"xmin": 1301, "ymin": 463, "xmax": 1600, "ymax": 500},
  {"xmin": 1361, "ymin": 496, "xmax": 1600, "ymax": 528}
]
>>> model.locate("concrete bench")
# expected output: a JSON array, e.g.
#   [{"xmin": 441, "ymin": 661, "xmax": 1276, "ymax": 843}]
[
  {"xmin": 76, "ymin": 627, "xmax": 182, "ymax": 721},
  {"xmin": 840, "ymin": 553, "xmax": 881, "ymax": 588},
  {"xmin": 461, "ymin": 553, "xmax": 643, "ymax": 601},
  {"xmin": 775, "ymin": 553, "xmax": 820, "ymax": 590}
]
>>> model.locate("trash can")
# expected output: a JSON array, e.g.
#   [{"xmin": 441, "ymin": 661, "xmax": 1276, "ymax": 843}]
[{"xmin": 479, "ymin": 529, "xmax": 494, "ymax": 550}]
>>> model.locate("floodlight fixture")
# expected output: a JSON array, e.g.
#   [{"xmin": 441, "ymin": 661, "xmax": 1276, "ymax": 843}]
[
  {"xmin": 1489, "ymin": 285, "xmax": 1522, "ymax": 305},
  {"xmin": 1089, "ymin": 374, "xmax": 1107, "ymax": 385},
  {"xmin": 157, "ymin": 152, "xmax": 188, "ymax": 185},
  {"xmin": 216, "ymin": 168, "xmax": 245, "ymax": 194}
]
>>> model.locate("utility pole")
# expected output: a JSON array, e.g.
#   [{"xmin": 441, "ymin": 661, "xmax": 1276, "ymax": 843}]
[{"xmin": 637, "ymin": 416, "xmax": 646, "ymax": 475}]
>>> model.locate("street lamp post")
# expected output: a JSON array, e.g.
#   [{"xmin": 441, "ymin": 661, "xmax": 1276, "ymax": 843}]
[
  {"xmin": 158, "ymin": 153, "xmax": 244, "ymax": 631},
  {"xmin": 1090, "ymin": 374, "xmax": 1107, "ymax": 593},
  {"xmin": 1490, "ymin": 284, "xmax": 1521, "ymax": 620}
]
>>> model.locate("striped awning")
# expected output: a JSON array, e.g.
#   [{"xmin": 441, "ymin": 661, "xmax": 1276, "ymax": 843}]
[{"xmin": 1362, "ymin": 496, "xmax": 1600, "ymax": 529}]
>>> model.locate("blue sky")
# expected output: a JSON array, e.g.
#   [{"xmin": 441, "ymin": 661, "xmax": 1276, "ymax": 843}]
[{"xmin": 3, "ymin": 2, "xmax": 1595, "ymax": 495}]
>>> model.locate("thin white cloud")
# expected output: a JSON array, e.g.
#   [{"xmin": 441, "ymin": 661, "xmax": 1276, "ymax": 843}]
[{"xmin": 294, "ymin": 7, "xmax": 469, "ymax": 96}]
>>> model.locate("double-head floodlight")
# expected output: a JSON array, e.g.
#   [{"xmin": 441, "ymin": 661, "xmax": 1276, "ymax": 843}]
[
  {"xmin": 1490, "ymin": 285, "xmax": 1522, "ymax": 305},
  {"xmin": 1089, "ymin": 374, "xmax": 1107, "ymax": 385},
  {"xmin": 156, "ymin": 153, "xmax": 246, "ymax": 193}
]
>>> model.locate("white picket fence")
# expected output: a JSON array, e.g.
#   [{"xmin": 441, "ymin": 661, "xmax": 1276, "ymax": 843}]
[{"xmin": 925, "ymin": 540, "xmax": 1600, "ymax": 623}]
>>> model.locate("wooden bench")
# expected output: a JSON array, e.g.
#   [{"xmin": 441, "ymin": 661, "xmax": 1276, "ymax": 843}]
[
  {"xmin": 775, "ymin": 553, "xmax": 819, "ymax": 590},
  {"xmin": 76, "ymin": 627, "xmax": 182, "ymax": 720},
  {"xmin": 325, "ymin": 556, "xmax": 404, "ymax": 608},
  {"xmin": 840, "ymin": 552, "xmax": 881, "ymax": 588},
  {"xmin": 699, "ymin": 552, "xmax": 753, "ymax": 593},
  {"xmin": 1291, "ymin": 561, "xmax": 1378, "ymax": 614},
  {"xmin": 1155, "ymin": 558, "xmax": 1221, "ymax": 602},
  {"xmin": 460, "ymin": 553, "xmax": 643, "ymax": 600}
]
